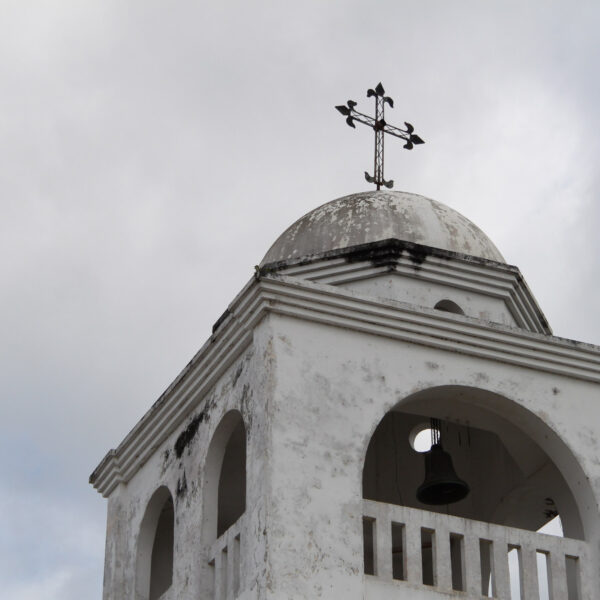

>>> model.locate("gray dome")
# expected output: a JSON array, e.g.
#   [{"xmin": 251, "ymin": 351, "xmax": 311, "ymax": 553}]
[{"xmin": 261, "ymin": 191, "xmax": 505, "ymax": 265}]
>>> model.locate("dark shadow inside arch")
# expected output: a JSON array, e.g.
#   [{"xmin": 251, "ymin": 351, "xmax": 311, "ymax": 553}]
[
  {"xmin": 363, "ymin": 385, "xmax": 590, "ymax": 541},
  {"xmin": 434, "ymin": 299, "xmax": 465, "ymax": 315},
  {"xmin": 199, "ymin": 411, "xmax": 247, "ymax": 599},
  {"xmin": 217, "ymin": 418, "xmax": 246, "ymax": 537},
  {"xmin": 149, "ymin": 495, "xmax": 174, "ymax": 600},
  {"xmin": 202, "ymin": 410, "xmax": 247, "ymax": 545},
  {"xmin": 136, "ymin": 486, "xmax": 175, "ymax": 600}
]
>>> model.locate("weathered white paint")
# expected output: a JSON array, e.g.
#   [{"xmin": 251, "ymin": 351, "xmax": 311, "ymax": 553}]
[
  {"xmin": 263, "ymin": 313, "xmax": 599, "ymax": 599},
  {"xmin": 263, "ymin": 241, "xmax": 549, "ymax": 334},
  {"xmin": 260, "ymin": 191, "xmax": 505, "ymax": 265},
  {"xmin": 97, "ymin": 324, "xmax": 275, "ymax": 600},
  {"xmin": 92, "ymin": 191, "xmax": 600, "ymax": 599}
]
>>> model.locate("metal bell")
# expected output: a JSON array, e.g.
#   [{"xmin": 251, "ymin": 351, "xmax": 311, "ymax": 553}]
[{"xmin": 417, "ymin": 443, "xmax": 470, "ymax": 506}]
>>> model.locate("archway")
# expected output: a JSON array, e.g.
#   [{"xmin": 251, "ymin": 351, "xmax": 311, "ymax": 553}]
[
  {"xmin": 362, "ymin": 386, "xmax": 595, "ymax": 597},
  {"xmin": 199, "ymin": 410, "xmax": 246, "ymax": 600},
  {"xmin": 135, "ymin": 486, "xmax": 175, "ymax": 600},
  {"xmin": 363, "ymin": 385, "xmax": 588, "ymax": 537},
  {"xmin": 202, "ymin": 410, "xmax": 247, "ymax": 543}
]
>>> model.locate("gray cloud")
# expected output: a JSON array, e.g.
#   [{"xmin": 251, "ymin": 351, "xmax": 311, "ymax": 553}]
[{"xmin": 1, "ymin": 1, "xmax": 599, "ymax": 597}]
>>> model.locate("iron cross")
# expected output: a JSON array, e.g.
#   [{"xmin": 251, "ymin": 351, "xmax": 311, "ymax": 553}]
[{"xmin": 336, "ymin": 82, "xmax": 424, "ymax": 190}]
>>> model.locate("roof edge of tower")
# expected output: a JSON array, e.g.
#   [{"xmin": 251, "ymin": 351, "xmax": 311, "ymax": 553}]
[
  {"xmin": 259, "ymin": 237, "xmax": 510, "ymax": 276},
  {"xmin": 90, "ymin": 275, "xmax": 600, "ymax": 498}
]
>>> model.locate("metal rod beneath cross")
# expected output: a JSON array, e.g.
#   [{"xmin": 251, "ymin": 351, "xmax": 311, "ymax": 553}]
[{"xmin": 335, "ymin": 82, "xmax": 425, "ymax": 190}]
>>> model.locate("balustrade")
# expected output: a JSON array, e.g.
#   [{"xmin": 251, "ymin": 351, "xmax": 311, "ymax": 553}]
[
  {"xmin": 208, "ymin": 514, "xmax": 244, "ymax": 600},
  {"xmin": 363, "ymin": 499, "xmax": 591, "ymax": 599}
]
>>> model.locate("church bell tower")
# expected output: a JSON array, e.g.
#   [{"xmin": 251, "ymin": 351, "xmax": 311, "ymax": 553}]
[{"xmin": 91, "ymin": 187, "xmax": 600, "ymax": 600}]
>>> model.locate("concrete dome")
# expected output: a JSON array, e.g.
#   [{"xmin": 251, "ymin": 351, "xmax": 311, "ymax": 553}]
[{"xmin": 261, "ymin": 191, "xmax": 504, "ymax": 265}]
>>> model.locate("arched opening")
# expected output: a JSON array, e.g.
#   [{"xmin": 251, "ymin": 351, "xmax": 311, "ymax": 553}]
[
  {"xmin": 217, "ymin": 417, "xmax": 246, "ymax": 537},
  {"xmin": 363, "ymin": 386, "xmax": 584, "ymax": 537},
  {"xmin": 135, "ymin": 486, "xmax": 175, "ymax": 600},
  {"xmin": 200, "ymin": 411, "xmax": 247, "ymax": 600},
  {"xmin": 202, "ymin": 410, "xmax": 246, "ymax": 543},
  {"xmin": 362, "ymin": 387, "xmax": 593, "ymax": 597},
  {"xmin": 434, "ymin": 299, "xmax": 464, "ymax": 315}
]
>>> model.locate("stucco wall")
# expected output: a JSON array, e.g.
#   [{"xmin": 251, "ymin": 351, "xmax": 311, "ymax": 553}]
[
  {"xmin": 101, "ymin": 318, "xmax": 276, "ymax": 600},
  {"xmin": 100, "ymin": 306, "xmax": 600, "ymax": 599},
  {"xmin": 342, "ymin": 275, "xmax": 517, "ymax": 326},
  {"xmin": 266, "ymin": 313, "xmax": 600, "ymax": 599}
]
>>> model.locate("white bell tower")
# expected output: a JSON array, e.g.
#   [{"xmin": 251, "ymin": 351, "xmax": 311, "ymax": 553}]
[{"xmin": 91, "ymin": 190, "xmax": 600, "ymax": 600}]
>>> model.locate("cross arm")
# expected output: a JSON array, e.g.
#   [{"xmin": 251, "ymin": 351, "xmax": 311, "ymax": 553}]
[
  {"xmin": 335, "ymin": 102, "xmax": 424, "ymax": 148},
  {"xmin": 335, "ymin": 103, "xmax": 376, "ymax": 129},
  {"xmin": 382, "ymin": 122, "xmax": 425, "ymax": 149}
]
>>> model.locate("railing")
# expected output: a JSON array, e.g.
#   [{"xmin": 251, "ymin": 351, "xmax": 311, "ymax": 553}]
[
  {"xmin": 208, "ymin": 514, "xmax": 245, "ymax": 600},
  {"xmin": 363, "ymin": 499, "xmax": 591, "ymax": 599}
]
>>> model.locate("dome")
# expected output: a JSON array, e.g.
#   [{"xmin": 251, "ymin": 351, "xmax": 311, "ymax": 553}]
[{"xmin": 261, "ymin": 191, "xmax": 504, "ymax": 265}]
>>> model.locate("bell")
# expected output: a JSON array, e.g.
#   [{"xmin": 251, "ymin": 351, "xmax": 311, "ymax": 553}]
[{"xmin": 417, "ymin": 443, "xmax": 470, "ymax": 505}]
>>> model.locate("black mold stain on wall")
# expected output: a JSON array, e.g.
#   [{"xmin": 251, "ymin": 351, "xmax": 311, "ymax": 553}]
[
  {"xmin": 174, "ymin": 412, "xmax": 205, "ymax": 458},
  {"xmin": 176, "ymin": 471, "xmax": 188, "ymax": 499}
]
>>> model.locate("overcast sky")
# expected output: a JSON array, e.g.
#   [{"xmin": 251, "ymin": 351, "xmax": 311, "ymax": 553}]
[{"xmin": 1, "ymin": 1, "xmax": 599, "ymax": 598}]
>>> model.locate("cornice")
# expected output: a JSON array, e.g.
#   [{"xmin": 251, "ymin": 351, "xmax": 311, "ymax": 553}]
[
  {"xmin": 90, "ymin": 273, "xmax": 600, "ymax": 498},
  {"xmin": 89, "ymin": 277, "xmax": 264, "ymax": 497},
  {"xmin": 261, "ymin": 238, "xmax": 550, "ymax": 335},
  {"xmin": 260, "ymin": 275, "xmax": 600, "ymax": 378}
]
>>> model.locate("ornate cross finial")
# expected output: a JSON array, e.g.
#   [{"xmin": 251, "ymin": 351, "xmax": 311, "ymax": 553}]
[{"xmin": 336, "ymin": 82, "xmax": 424, "ymax": 190}]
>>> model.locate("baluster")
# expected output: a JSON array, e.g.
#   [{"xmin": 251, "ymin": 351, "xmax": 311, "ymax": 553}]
[
  {"xmin": 520, "ymin": 545, "xmax": 539, "ymax": 600},
  {"xmin": 565, "ymin": 554, "xmax": 582, "ymax": 600},
  {"xmin": 548, "ymin": 550, "xmax": 568, "ymax": 600},
  {"xmin": 492, "ymin": 541, "xmax": 511, "ymax": 599},
  {"xmin": 232, "ymin": 534, "xmax": 241, "ymax": 596},
  {"xmin": 220, "ymin": 546, "xmax": 229, "ymax": 600},
  {"xmin": 464, "ymin": 535, "xmax": 482, "ymax": 597},
  {"xmin": 375, "ymin": 510, "xmax": 393, "ymax": 580},
  {"xmin": 226, "ymin": 532, "xmax": 235, "ymax": 600},
  {"xmin": 213, "ymin": 549, "xmax": 223, "ymax": 600},
  {"xmin": 434, "ymin": 525, "xmax": 452, "ymax": 593},
  {"xmin": 404, "ymin": 521, "xmax": 422, "ymax": 585}
]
